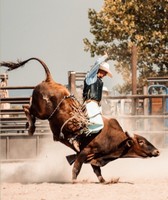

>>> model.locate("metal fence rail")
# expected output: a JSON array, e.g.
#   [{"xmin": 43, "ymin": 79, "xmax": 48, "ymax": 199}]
[{"xmin": 0, "ymin": 85, "xmax": 52, "ymax": 161}]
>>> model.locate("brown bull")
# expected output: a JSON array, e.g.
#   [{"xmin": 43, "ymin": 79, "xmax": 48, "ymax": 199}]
[
  {"xmin": 0, "ymin": 58, "xmax": 160, "ymax": 183},
  {"xmin": 66, "ymin": 117, "xmax": 160, "ymax": 183}
]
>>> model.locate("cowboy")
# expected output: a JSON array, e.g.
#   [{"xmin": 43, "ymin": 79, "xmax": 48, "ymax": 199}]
[
  {"xmin": 71, "ymin": 52, "xmax": 112, "ymax": 152},
  {"xmin": 83, "ymin": 52, "xmax": 112, "ymax": 133}
]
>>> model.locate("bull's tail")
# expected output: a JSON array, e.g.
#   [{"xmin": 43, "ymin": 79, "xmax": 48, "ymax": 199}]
[
  {"xmin": 66, "ymin": 154, "xmax": 77, "ymax": 165},
  {"xmin": 0, "ymin": 57, "xmax": 52, "ymax": 82}
]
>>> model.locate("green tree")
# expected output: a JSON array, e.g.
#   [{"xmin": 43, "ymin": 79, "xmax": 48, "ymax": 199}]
[{"xmin": 84, "ymin": 0, "xmax": 167, "ymax": 94}]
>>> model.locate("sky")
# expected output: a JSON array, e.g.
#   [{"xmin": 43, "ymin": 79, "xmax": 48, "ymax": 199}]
[{"xmin": 0, "ymin": 0, "xmax": 123, "ymax": 92}]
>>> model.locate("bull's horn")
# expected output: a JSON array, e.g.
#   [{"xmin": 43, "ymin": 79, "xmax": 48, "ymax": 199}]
[{"xmin": 125, "ymin": 131, "xmax": 134, "ymax": 138}]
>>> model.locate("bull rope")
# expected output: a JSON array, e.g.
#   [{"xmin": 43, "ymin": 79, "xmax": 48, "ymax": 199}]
[
  {"xmin": 48, "ymin": 94, "xmax": 89, "ymax": 139},
  {"xmin": 59, "ymin": 115, "xmax": 77, "ymax": 139}
]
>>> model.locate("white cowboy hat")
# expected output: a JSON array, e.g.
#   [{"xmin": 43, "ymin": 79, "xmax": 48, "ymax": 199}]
[{"xmin": 99, "ymin": 62, "xmax": 112, "ymax": 78}]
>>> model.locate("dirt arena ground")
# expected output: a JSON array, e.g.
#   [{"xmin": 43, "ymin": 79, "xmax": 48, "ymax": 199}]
[{"xmin": 1, "ymin": 142, "xmax": 168, "ymax": 200}]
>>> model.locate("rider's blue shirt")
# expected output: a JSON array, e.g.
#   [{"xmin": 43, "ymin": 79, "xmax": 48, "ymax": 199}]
[{"xmin": 85, "ymin": 55, "xmax": 108, "ymax": 85}]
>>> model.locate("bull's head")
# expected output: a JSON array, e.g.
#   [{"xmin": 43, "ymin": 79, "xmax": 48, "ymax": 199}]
[{"xmin": 124, "ymin": 132, "xmax": 160, "ymax": 158}]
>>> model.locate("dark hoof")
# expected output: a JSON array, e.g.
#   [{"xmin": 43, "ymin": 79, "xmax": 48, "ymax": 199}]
[
  {"xmin": 72, "ymin": 179, "xmax": 78, "ymax": 184},
  {"xmin": 25, "ymin": 122, "xmax": 29, "ymax": 129},
  {"xmin": 103, "ymin": 177, "xmax": 120, "ymax": 184},
  {"xmin": 28, "ymin": 126, "xmax": 35, "ymax": 135}
]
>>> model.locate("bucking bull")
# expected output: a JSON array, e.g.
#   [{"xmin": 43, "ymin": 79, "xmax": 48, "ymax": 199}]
[{"xmin": 0, "ymin": 58, "xmax": 160, "ymax": 183}]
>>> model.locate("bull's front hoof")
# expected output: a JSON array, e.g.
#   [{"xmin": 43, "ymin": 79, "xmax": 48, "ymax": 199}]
[
  {"xmin": 98, "ymin": 176, "xmax": 106, "ymax": 183},
  {"xmin": 104, "ymin": 177, "xmax": 120, "ymax": 184},
  {"xmin": 72, "ymin": 179, "xmax": 78, "ymax": 184}
]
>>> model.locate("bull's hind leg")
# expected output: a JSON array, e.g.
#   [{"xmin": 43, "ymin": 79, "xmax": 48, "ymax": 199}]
[{"xmin": 22, "ymin": 105, "xmax": 36, "ymax": 135}]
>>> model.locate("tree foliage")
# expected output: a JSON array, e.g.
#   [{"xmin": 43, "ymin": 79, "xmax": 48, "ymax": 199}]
[{"xmin": 84, "ymin": 0, "xmax": 168, "ymax": 94}]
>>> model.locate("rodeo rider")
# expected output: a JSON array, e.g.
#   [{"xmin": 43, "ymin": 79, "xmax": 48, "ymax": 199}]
[{"xmin": 72, "ymin": 52, "xmax": 112, "ymax": 152}]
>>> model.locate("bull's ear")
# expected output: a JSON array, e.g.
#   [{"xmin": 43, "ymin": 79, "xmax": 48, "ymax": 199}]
[
  {"xmin": 125, "ymin": 131, "xmax": 134, "ymax": 138},
  {"xmin": 126, "ymin": 139, "xmax": 133, "ymax": 147}
]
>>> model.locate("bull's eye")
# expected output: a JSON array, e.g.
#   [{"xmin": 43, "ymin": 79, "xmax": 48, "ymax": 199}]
[{"xmin": 138, "ymin": 140, "xmax": 144, "ymax": 146}]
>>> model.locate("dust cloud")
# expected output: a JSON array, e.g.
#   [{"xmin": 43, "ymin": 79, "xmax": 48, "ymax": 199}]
[
  {"xmin": 1, "ymin": 111, "xmax": 168, "ymax": 183},
  {"xmin": 1, "ymin": 141, "xmax": 74, "ymax": 183},
  {"xmin": 1, "ymin": 106, "xmax": 167, "ymax": 183}
]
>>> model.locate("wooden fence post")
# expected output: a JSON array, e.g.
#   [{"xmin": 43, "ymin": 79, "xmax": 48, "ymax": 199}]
[
  {"xmin": 131, "ymin": 45, "xmax": 138, "ymax": 115},
  {"xmin": 68, "ymin": 71, "xmax": 76, "ymax": 95},
  {"xmin": 143, "ymin": 85, "xmax": 150, "ymax": 131}
]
